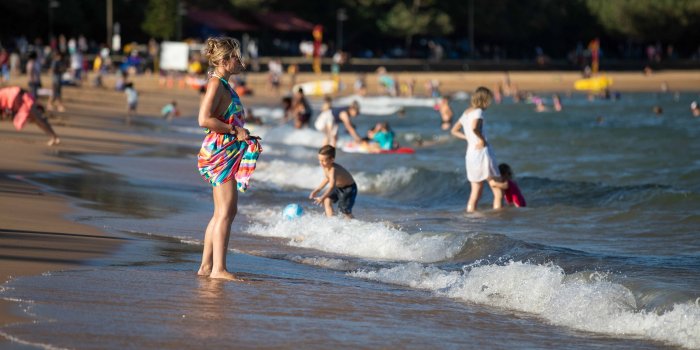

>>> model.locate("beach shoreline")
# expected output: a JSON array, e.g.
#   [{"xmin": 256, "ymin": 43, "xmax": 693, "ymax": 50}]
[{"xmin": 0, "ymin": 69, "xmax": 698, "ymax": 348}]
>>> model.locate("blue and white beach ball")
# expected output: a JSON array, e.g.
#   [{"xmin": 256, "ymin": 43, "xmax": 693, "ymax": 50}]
[{"xmin": 282, "ymin": 203, "xmax": 303, "ymax": 220}]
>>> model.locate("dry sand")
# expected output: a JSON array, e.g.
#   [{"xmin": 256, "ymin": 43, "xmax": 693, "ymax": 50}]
[{"xmin": 0, "ymin": 69, "xmax": 698, "ymax": 344}]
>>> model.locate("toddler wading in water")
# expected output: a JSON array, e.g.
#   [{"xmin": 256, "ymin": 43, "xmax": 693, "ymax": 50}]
[
  {"xmin": 492, "ymin": 163, "xmax": 526, "ymax": 207},
  {"xmin": 451, "ymin": 86, "xmax": 502, "ymax": 212}
]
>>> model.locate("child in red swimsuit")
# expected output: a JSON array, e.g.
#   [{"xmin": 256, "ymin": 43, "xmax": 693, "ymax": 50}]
[{"xmin": 494, "ymin": 163, "xmax": 526, "ymax": 208}]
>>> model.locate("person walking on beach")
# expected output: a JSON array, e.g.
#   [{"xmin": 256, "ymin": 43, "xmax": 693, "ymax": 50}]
[
  {"xmin": 451, "ymin": 86, "xmax": 502, "ymax": 212},
  {"xmin": 310, "ymin": 145, "xmax": 357, "ymax": 219},
  {"xmin": 124, "ymin": 82, "xmax": 138, "ymax": 125},
  {"xmin": 196, "ymin": 36, "xmax": 262, "ymax": 281},
  {"xmin": 48, "ymin": 51, "xmax": 66, "ymax": 112},
  {"xmin": 0, "ymin": 86, "xmax": 60, "ymax": 146},
  {"xmin": 26, "ymin": 52, "xmax": 42, "ymax": 98}
]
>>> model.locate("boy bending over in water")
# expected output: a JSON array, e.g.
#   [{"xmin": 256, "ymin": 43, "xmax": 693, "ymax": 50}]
[{"xmin": 310, "ymin": 145, "xmax": 357, "ymax": 218}]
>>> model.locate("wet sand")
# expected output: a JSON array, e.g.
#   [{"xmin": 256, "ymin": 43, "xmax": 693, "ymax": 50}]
[{"xmin": 1, "ymin": 69, "xmax": 698, "ymax": 346}]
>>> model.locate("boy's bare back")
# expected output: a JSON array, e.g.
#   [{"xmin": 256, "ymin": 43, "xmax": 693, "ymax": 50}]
[{"xmin": 325, "ymin": 163, "xmax": 355, "ymax": 188}]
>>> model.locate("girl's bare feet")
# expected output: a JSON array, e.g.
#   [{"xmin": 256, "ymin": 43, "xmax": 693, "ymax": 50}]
[
  {"xmin": 47, "ymin": 137, "xmax": 60, "ymax": 146},
  {"xmin": 209, "ymin": 271, "xmax": 243, "ymax": 281},
  {"xmin": 197, "ymin": 264, "xmax": 212, "ymax": 276}
]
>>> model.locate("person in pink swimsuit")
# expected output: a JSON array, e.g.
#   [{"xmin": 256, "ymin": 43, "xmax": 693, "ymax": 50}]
[
  {"xmin": 493, "ymin": 163, "xmax": 526, "ymax": 208},
  {"xmin": 0, "ymin": 86, "xmax": 60, "ymax": 146}
]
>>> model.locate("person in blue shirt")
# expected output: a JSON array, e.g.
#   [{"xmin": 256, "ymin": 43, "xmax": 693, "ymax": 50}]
[{"xmin": 368, "ymin": 122, "xmax": 395, "ymax": 150}]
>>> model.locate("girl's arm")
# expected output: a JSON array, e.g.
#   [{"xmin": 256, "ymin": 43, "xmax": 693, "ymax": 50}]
[
  {"xmin": 471, "ymin": 118, "xmax": 487, "ymax": 148},
  {"xmin": 450, "ymin": 119, "xmax": 466, "ymax": 140},
  {"xmin": 490, "ymin": 179, "xmax": 509, "ymax": 190}
]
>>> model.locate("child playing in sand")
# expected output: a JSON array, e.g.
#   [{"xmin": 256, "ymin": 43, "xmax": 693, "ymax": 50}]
[
  {"xmin": 124, "ymin": 82, "xmax": 138, "ymax": 125},
  {"xmin": 309, "ymin": 145, "xmax": 357, "ymax": 218},
  {"xmin": 451, "ymin": 86, "xmax": 502, "ymax": 212},
  {"xmin": 492, "ymin": 163, "xmax": 526, "ymax": 207}
]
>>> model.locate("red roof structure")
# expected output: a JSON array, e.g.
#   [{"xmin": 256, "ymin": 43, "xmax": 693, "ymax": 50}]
[
  {"xmin": 187, "ymin": 8, "xmax": 257, "ymax": 32},
  {"xmin": 253, "ymin": 12, "xmax": 315, "ymax": 32}
]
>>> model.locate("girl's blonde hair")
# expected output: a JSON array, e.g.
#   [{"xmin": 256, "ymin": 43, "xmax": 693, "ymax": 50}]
[
  {"xmin": 471, "ymin": 86, "xmax": 493, "ymax": 109},
  {"xmin": 202, "ymin": 36, "xmax": 245, "ymax": 69}
]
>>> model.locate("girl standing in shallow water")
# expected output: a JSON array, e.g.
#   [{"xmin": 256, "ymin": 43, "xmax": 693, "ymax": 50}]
[
  {"xmin": 451, "ymin": 86, "xmax": 502, "ymax": 212},
  {"xmin": 196, "ymin": 37, "xmax": 260, "ymax": 281}
]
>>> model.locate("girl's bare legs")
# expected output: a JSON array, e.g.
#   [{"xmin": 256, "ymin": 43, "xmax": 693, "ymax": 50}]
[
  {"xmin": 467, "ymin": 181, "xmax": 484, "ymax": 212},
  {"xmin": 489, "ymin": 178, "xmax": 504, "ymax": 210},
  {"xmin": 197, "ymin": 216, "xmax": 216, "ymax": 276},
  {"xmin": 207, "ymin": 180, "xmax": 240, "ymax": 281},
  {"xmin": 29, "ymin": 106, "xmax": 60, "ymax": 146},
  {"xmin": 322, "ymin": 197, "xmax": 334, "ymax": 217}
]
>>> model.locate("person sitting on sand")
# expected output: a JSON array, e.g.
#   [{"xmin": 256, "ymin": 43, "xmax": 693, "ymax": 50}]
[
  {"xmin": 309, "ymin": 145, "xmax": 357, "ymax": 219},
  {"xmin": 0, "ymin": 86, "xmax": 60, "ymax": 146},
  {"xmin": 491, "ymin": 163, "xmax": 526, "ymax": 208}
]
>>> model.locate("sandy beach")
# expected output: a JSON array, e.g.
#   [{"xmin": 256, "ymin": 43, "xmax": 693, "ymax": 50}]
[{"xmin": 1, "ymin": 69, "xmax": 699, "ymax": 348}]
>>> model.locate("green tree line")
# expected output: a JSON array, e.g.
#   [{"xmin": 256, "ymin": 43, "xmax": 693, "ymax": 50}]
[{"xmin": 1, "ymin": 0, "xmax": 699, "ymax": 58}]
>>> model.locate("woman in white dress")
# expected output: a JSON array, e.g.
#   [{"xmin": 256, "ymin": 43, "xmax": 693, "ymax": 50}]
[{"xmin": 451, "ymin": 86, "xmax": 503, "ymax": 212}]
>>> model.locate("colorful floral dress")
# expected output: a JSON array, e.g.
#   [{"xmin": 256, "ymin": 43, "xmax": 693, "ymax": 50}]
[{"xmin": 197, "ymin": 76, "xmax": 262, "ymax": 191}]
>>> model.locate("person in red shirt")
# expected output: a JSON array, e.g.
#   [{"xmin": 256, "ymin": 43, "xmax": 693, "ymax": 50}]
[
  {"xmin": 0, "ymin": 86, "xmax": 60, "ymax": 146},
  {"xmin": 493, "ymin": 163, "xmax": 526, "ymax": 208}
]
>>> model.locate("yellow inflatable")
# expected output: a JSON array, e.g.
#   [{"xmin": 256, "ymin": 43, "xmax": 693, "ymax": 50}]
[
  {"xmin": 574, "ymin": 76, "xmax": 613, "ymax": 91},
  {"xmin": 294, "ymin": 80, "xmax": 338, "ymax": 96}
]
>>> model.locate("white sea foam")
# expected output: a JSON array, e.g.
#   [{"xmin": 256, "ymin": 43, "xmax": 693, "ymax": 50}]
[
  {"xmin": 254, "ymin": 160, "xmax": 323, "ymax": 190},
  {"xmin": 254, "ymin": 159, "xmax": 418, "ymax": 194},
  {"xmin": 289, "ymin": 256, "xmax": 354, "ymax": 270},
  {"xmin": 354, "ymin": 166, "xmax": 417, "ymax": 193},
  {"xmin": 350, "ymin": 261, "xmax": 700, "ymax": 349},
  {"xmin": 245, "ymin": 211, "xmax": 466, "ymax": 262}
]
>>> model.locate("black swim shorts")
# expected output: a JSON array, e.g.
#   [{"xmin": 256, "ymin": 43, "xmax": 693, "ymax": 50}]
[{"xmin": 329, "ymin": 183, "xmax": 357, "ymax": 214}]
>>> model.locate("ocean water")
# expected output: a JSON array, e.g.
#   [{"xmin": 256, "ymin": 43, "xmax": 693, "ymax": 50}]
[{"xmin": 2, "ymin": 92, "xmax": 700, "ymax": 349}]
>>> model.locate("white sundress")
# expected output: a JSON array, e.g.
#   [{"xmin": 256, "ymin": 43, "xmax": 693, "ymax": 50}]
[{"xmin": 459, "ymin": 108, "xmax": 500, "ymax": 182}]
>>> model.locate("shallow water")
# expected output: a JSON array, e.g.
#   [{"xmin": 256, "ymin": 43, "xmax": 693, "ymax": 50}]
[{"xmin": 2, "ymin": 92, "xmax": 700, "ymax": 349}]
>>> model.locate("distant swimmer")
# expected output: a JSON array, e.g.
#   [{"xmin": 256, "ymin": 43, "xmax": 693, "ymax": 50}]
[
  {"xmin": 492, "ymin": 163, "xmax": 527, "ymax": 208},
  {"xmin": 690, "ymin": 101, "xmax": 699, "ymax": 117},
  {"xmin": 451, "ymin": 86, "xmax": 503, "ymax": 212},
  {"xmin": 533, "ymin": 96, "xmax": 548, "ymax": 112},
  {"xmin": 310, "ymin": 145, "xmax": 358, "ymax": 219},
  {"xmin": 652, "ymin": 105, "xmax": 663, "ymax": 116},
  {"xmin": 0, "ymin": 86, "xmax": 60, "ymax": 146},
  {"xmin": 552, "ymin": 94, "xmax": 563, "ymax": 112},
  {"xmin": 437, "ymin": 95, "xmax": 453, "ymax": 130}
]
